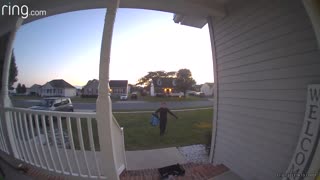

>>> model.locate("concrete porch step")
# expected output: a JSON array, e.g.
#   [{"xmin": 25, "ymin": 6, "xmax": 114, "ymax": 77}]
[{"xmin": 120, "ymin": 163, "xmax": 229, "ymax": 180}]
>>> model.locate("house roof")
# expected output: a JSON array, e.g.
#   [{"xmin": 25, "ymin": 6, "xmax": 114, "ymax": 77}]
[
  {"xmin": 83, "ymin": 79, "xmax": 99, "ymax": 88},
  {"xmin": 48, "ymin": 79, "xmax": 75, "ymax": 89},
  {"xmin": 0, "ymin": 0, "xmax": 226, "ymax": 37},
  {"xmin": 152, "ymin": 78, "xmax": 177, "ymax": 88},
  {"xmin": 109, "ymin": 80, "xmax": 128, "ymax": 87},
  {"xmin": 201, "ymin": 83, "xmax": 214, "ymax": 89},
  {"xmin": 205, "ymin": 82, "xmax": 214, "ymax": 88},
  {"xmin": 30, "ymin": 84, "xmax": 41, "ymax": 89}
]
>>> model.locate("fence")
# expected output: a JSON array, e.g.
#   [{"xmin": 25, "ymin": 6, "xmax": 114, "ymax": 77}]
[{"xmin": 3, "ymin": 107, "xmax": 126, "ymax": 179}]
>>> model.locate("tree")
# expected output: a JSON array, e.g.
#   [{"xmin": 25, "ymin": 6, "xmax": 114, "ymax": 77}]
[
  {"xmin": 176, "ymin": 69, "xmax": 196, "ymax": 97},
  {"xmin": 0, "ymin": 32, "xmax": 18, "ymax": 91},
  {"xmin": 136, "ymin": 71, "xmax": 177, "ymax": 86},
  {"xmin": 21, "ymin": 84, "xmax": 27, "ymax": 93},
  {"xmin": 16, "ymin": 83, "xmax": 22, "ymax": 93}
]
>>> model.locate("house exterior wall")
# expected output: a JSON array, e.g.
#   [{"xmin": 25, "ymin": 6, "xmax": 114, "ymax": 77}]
[
  {"xmin": 83, "ymin": 81, "xmax": 99, "ymax": 96},
  {"xmin": 41, "ymin": 83, "xmax": 75, "ymax": 97},
  {"xmin": 110, "ymin": 87, "xmax": 127, "ymax": 96},
  {"xmin": 63, "ymin": 88, "xmax": 76, "ymax": 97},
  {"xmin": 28, "ymin": 86, "xmax": 41, "ymax": 96},
  {"xmin": 210, "ymin": 0, "xmax": 320, "ymax": 180},
  {"xmin": 200, "ymin": 84, "xmax": 213, "ymax": 96},
  {"xmin": 41, "ymin": 83, "xmax": 64, "ymax": 97}
]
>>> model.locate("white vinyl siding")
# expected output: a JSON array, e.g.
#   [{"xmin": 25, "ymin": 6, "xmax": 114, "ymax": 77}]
[
  {"xmin": 64, "ymin": 88, "xmax": 76, "ymax": 97},
  {"xmin": 210, "ymin": 0, "xmax": 320, "ymax": 180},
  {"xmin": 82, "ymin": 80, "xmax": 99, "ymax": 96}
]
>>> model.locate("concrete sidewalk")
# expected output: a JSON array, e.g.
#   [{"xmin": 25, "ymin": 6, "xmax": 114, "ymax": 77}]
[
  {"xmin": 125, "ymin": 147, "xmax": 187, "ymax": 170},
  {"xmin": 209, "ymin": 171, "xmax": 244, "ymax": 180}
]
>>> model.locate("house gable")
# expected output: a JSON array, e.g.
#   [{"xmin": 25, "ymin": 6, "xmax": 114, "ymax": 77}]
[
  {"xmin": 152, "ymin": 78, "xmax": 177, "ymax": 88},
  {"xmin": 109, "ymin": 80, "xmax": 128, "ymax": 88},
  {"xmin": 49, "ymin": 79, "xmax": 75, "ymax": 89},
  {"xmin": 109, "ymin": 80, "xmax": 128, "ymax": 95},
  {"xmin": 41, "ymin": 82, "xmax": 53, "ymax": 90}
]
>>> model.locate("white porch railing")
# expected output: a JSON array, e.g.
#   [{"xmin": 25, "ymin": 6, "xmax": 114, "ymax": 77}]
[
  {"xmin": 3, "ymin": 107, "xmax": 126, "ymax": 179},
  {"xmin": 112, "ymin": 115, "xmax": 127, "ymax": 175},
  {"xmin": 0, "ymin": 111, "xmax": 9, "ymax": 154}
]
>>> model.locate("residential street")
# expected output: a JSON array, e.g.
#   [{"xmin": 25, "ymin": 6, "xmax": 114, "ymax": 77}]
[{"xmin": 12, "ymin": 99, "xmax": 213, "ymax": 111}]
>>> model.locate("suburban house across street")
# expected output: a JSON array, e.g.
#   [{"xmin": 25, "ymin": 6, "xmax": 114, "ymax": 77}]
[{"xmin": 40, "ymin": 79, "xmax": 77, "ymax": 97}]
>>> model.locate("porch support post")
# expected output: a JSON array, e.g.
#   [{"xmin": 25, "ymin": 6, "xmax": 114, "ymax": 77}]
[
  {"xmin": 207, "ymin": 16, "xmax": 219, "ymax": 164},
  {"xmin": 96, "ymin": 0, "xmax": 120, "ymax": 179},
  {"xmin": 0, "ymin": 17, "xmax": 23, "ymax": 158}
]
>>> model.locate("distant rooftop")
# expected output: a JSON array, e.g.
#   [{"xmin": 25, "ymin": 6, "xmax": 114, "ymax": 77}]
[{"xmin": 48, "ymin": 79, "xmax": 75, "ymax": 89}]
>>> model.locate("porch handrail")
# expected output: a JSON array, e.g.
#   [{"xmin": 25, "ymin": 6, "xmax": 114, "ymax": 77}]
[
  {"xmin": 5, "ymin": 107, "xmax": 96, "ymax": 118},
  {"xmin": 112, "ymin": 115, "xmax": 127, "ymax": 174},
  {"xmin": 3, "ymin": 107, "xmax": 110, "ymax": 178},
  {"xmin": 112, "ymin": 115, "xmax": 122, "ymax": 130}
]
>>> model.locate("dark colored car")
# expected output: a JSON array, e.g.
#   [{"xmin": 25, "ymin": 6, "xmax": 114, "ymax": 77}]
[
  {"xmin": 30, "ymin": 97, "xmax": 74, "ymax": 112},
  {"xmin": 131, "ymin": 93, "xmax": 138, "ymax": 100}
]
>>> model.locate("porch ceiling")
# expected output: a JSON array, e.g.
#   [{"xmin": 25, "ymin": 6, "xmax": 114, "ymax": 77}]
[{"xmin": 0, "ymin": 0, "xmax": 226, "ymax": 36}]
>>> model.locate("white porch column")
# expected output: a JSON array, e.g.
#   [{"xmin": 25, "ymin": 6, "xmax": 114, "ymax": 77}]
[
  {"xmin": 207, "ymin": 16, "xmax": 219, "ymax": 164},
  {"xmin": 96, "ymin": 0, "xmax": 120, "ymax": 179},
  {"xmin": 0, "ymin": 17, "xmax": 23, "ymax": 158}
]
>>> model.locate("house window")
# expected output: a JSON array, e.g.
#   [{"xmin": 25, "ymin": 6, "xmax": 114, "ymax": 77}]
[{"xmin": 172, "ymin": 79, "xmax": 177, "ymax": 86}]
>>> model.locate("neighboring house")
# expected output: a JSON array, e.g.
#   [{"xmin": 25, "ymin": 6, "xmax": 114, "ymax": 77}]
[
  {"xmin": 82, "ymin": 79, "xmax": 129, "ymax": 97},
  {"xmin": 82, "ymin": 79, "xmax": 99, "ymax": 97},
  {"xmin": 193, "ymin": 84, "xmax": 202, "ymax": 92},
  {"xmin": 109, "ymin": 80, "xmax": 128, "ymax": 97},
  {"xmin": 200, "ymin": 83, "xmax": 214, "ymax": 96},
  {"xmin": 76, "ymin": 88, "xmax": 82, "ymax": 96},
  {"xmin": 41, "ymin": 79, "xmax": 76, "ymax": 97},
  {"xmin": 8, "ymin": 88, "xmax": 16, "ymax": 95},
  {"xmin": 150, "ymin": 78, "xmax": 179, "ymax": 96},
  {"xmin": 27, "ymin": 84, "xmax": 42, "ymax": 96}
]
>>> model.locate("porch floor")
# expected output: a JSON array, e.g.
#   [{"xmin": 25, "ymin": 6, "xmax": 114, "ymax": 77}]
[
  {"xmin": 120, "ymin": 163, "xmax": 229, "ymax": 180},
  {"xmin": 126, "ymin": 147, "xmax": 187, "ymax": 170}
]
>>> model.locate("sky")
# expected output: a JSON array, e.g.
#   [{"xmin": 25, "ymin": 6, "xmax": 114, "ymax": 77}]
[{"xmin": 13, "ymin": 8, "xmax": 213, "ymax": 87}]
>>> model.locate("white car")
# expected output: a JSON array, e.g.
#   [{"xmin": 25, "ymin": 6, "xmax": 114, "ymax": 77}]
[
  {"xmin": 170, "ymin": 92, "xmax": 184, "ymax": 97},
  {"xmin": 120, "ymin": 94, "xmax": 128, "ymax": 100},
  {"xmin": 30, "ymin": 97, "xmax": 74, "ymax": 112}
]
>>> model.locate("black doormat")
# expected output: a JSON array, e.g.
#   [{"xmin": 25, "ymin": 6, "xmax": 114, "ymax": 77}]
[{"xmin": 158, "ymin": 163, "xmax": 185, "ymax": 179}]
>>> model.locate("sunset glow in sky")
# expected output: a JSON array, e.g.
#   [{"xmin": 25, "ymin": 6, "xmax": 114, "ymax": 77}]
[{"xmin": 14, "ymin": 8, "xmax": 213, "ymax": 87}]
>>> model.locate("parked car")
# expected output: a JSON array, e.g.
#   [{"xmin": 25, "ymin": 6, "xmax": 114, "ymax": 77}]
[
  {"xmin": 120, "ymin": 94, "xmax": 128, "ymax": 100},
  {"xmin": 29, "ymin": 97, "xmax": 74, "ymax": 112},
  {"xmin": 196, "ymin": 92, "xmax": 205, "ymax": 97},
  {"xmin": 131, "ymin": 92, "xmax": 138, "ymax": 100},
  {"xmin": 170, "ymin": 92, "xmax": 184, "ymax": 97},
  {"xmin": 187, "ymin": 91, "xmax": 197, "ymax": 96}
]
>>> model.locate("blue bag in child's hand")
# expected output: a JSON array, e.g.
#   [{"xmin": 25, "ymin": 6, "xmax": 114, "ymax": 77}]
[{"xmin": 150, "ymin": 113, "xmax": 159, "ymax": 126}]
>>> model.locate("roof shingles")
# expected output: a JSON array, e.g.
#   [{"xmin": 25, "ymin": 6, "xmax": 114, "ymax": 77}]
[{"xmin": 48, "ymin": 79, "xmax": 75, "ymax": 89}]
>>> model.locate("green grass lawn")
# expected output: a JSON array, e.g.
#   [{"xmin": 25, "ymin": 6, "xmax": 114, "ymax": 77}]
[
  {"xmin": 10, "ymin": 95, "xmax": 42, "ymax": 100},
  {"xmin": 11, "ymin": 95, "xmax": 209, "ymax": 104},
  {"xmin": 63, "ymin": 109, "xmax": 212, "ymax": 151},
  {"xmin": 115, "ymin": 108, "xmax": 213, "ymax": 150},
  {"xmin": 138, "ymin": 95, "xmax": 208, "ymax": 102}
]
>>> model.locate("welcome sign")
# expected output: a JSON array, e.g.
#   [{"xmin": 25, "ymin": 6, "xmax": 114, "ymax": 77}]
[{"xmin": 282, "ymin": 85, "xmax": 320, "ymax": 180}]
